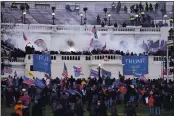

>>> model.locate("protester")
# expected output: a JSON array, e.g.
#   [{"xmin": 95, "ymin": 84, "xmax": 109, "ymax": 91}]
[
  {"xmin": 14, "ymin": 101, "xmax": 24, "ymax": 116},
  {"xmin": 1, "ymin": 72, "xmax": 174, "ymax": 116}
]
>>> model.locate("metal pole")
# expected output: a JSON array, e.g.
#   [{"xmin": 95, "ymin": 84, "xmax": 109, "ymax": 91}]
[
  {"xmin": 24, "ymin": 14, "xmax": 26, "ymax": 24},
  {"xmin": 81, "ymin": 16, "xmax": 82, "ymax": 25},
  {"xmin": 98, "ymin": 66, "xmax": 101, "ymax": 78},
  {"xmin": 167, "ymin": 45, "xmax": 169, "ymax": 80},
  {"xmin": 161, "ymin": 57, "xmax": 164, "ymax": 79},
  {"xmin": 173, "ymin": 1, "xmax": 174, "ymax": 80},
  {"xmin": 53, "ymin": 16, "xmax": 55, "ymax": 25}
]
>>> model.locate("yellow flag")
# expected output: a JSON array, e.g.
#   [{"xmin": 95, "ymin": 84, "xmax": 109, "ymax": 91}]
[{"xmin": 26, "ymin": 70, "xmax": 34, "ymax": 77}]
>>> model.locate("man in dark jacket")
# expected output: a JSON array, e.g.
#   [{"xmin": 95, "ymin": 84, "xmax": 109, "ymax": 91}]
[
  {"xmin": 75, "ymin": 98, "xmax": 84, "ymax": 116},
  {"xmin": 97, "ymin": 100, "xmax": 107, "ymax": 116},
  {"xmin": 126, "ymin": 102, "xmax": 137, "ymax": 116},
  {"xmin": 32, "ymin": 101, "xmax": 42, "ymax": 116},
  {"xmin": 89, "ymin": 100, "xmax": 98, "ymax": 116},
  {"xmin": 154, "ymin": 93, "xmax": 161, "ymax": 116},
  {"xmin": 54, "ymin": 102, "xmax": 65, "ymax": 116}
]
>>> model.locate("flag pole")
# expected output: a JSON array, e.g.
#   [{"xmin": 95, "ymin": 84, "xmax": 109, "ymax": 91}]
[{"xmin": 167, "ymin": 44, "xmax": 169, "ymax": 81}]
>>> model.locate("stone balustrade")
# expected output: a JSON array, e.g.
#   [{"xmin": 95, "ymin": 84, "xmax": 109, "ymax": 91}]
[{"xmin": 2, "ymin": 23, "xmax": 161, "ymax": 34}]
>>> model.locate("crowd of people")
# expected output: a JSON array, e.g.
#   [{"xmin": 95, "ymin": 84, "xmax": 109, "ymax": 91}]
[
  {"xmin": 1, "ymin": 74, "xmax": 174, "ymax": 116},
  {"xmin": 1, "ymin": 40, "xmax": 26, "ymax": 58},
  {"xmin": 25, "ymin": 46, "xmax": 167, "ymax": 57}
]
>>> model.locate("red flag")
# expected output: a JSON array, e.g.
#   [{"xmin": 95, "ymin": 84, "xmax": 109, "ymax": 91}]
[{"xmin": 23, "ymin": 32, "xmax": 27, "ymax": 41}]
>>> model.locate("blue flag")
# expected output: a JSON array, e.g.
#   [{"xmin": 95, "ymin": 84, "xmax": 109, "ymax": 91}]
[
  {"xmin": 33, "ymin": 54, "xmax": 51, "ymax": 75},
  {"xmin": 122, "ymin": 56, "xmax": 148, "ymax": 75},
  {"xmin": 23, "ymin": 76, "xmax": 30, "ymax": 81},
  {"xmin": 90, "ymin": 69, "xmax": 98, "ymax": 77},
  {"xmin": 73, "ymin": 66, "xmax": 84, "ymax": 77},
  {"xmin": 34, "ymin": 77, "xmax": 45, "ymax": 89},
  {"xmin": 133, "ymin": 68, "xmax": 143, "ymax": 78},
  {"xmin": 101, "ymin": 68, "xmax": 111, "ymax": 77}
]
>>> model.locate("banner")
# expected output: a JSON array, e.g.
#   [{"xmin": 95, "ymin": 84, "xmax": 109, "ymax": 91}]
[
  {"xmin": 33, "ymin": 54, "xmax": 51, "ymax": 75},
  {"xmin": 101, "ymin": 68, "xmax": 112, "ymax": 77},
  {"xmin": 122, "ymin": 56, "xmax": 148, "ymax": 75},
  {"xmin": 34, "ymin": 77, "xmax": 45, "ymax": 89},
  {"xmin": 90, "ymin": 69, "xmax": 98, "ymax": 77},
  {"xmin": 73, "ymin": 66, "xmax": 84, "ymax": 77}
]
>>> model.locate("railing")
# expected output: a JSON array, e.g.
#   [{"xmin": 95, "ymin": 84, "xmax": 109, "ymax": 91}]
[
  {"xmin": 9, "ymin": 58, "xmax": 25, "ymax": 62},
  {"xmin": 1, "ymin": 23, "xmax": 162, "ymax": 33},
  {"xmin": 2, "ymin": 57, "xmax": 25, "ymax": 63}
]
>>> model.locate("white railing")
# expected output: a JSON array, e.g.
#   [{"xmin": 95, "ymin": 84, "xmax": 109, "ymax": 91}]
[
  {"xmin": 2, "ymin": 57, "xmax": 25, "ymax": 63},
  {"xmin": 1, "ymin": 23, "xmax": 161, "ymax": 33}
]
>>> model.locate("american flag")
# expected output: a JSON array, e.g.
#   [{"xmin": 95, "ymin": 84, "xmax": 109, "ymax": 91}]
[
  {"xmin": 4, "ymin": 67, "xmax": 13, "ymax": 74},
  {"xmin": 23, "ymin": 32, "xmax": 27, "ymax": 41},
  {"xmin": 62, "ymin": 63, "xmax": 68, "ymax": 79},
  {"xmin": 91, "ymin": 26, "xmax": 98, "ymax": 39}
]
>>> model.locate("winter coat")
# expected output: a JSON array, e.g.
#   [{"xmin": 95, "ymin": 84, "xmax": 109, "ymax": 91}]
[{"xmin": 111, "ymin": 105, "xmax": 118, "ymax": 116}]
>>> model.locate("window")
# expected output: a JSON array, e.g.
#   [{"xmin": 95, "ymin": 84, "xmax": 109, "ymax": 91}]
[
  {"xmin": 30, "ymin": 65, "xmax": 34, "ymax": 71},
  {"xmin": 62, "ymin": 56, "xmax": 64, "ymax": 60},
  {"xmin": 51, "ymin": 56, "xmax": 53, "ymax": 60},
  {"xmin": 28, "ymin": 55, "xmax": 31, "ymax": 60},
  {"xmin": 159, "ymin": 57, "xmax": 161, "ymax": 61},
  {"xmin": 108, "ymin": 56, "xmax": 110, "ymax": 59},
  {"xmin": 54, "ymin": 56, "xmax": 56, "ymax": 60},
  {"xmin": 86, "ymin": 56, "xmax": 89, "ymax": 60},
  {"xmin": 156, "ymin": 57, "xmax": 158, "ymax": 61},
  {"xmin": 78, "ymin": 56, "xmax": 80, "ymax": 60},
  {"xmin": 100, "ymin": 56, "xmax": 102, "ymax": 59},
  {"xmin": 64, "ymin": 56, "xmax": 66, "ymax": 60}
]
